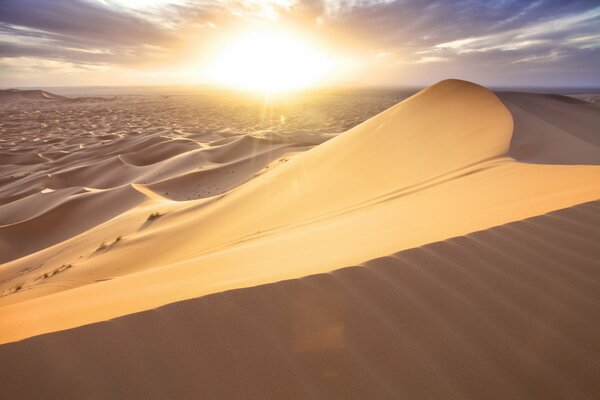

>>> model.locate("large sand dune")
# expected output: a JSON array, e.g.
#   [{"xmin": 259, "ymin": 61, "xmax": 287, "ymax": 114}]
[
  {"xmin": 0, "ymin": 79, "xmax": 599, "ymax": 398},
  {"xmin": 0, "ymin": 199, "xmax": 598, "ymax": 399}
]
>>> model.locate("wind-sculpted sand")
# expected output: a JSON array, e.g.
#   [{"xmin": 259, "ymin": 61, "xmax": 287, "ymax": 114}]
[
  {"xmin": 0, "ymin": 81, "xmax": 599, "ymax": 399},
  {"xmin": 1, "ymin": 200, "xmax": 599, "ymax": 399}
]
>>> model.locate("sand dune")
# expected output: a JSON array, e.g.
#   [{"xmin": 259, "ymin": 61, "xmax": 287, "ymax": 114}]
[
  {"xmin": 0, "ymin": 186, "xmax": 86, "ymax": 226},
  {"xmin": 1, "ymin": 79, "xmax": 600, "ymax": 339},
  {"xmin": 0, "ymin": 200, "xmax": 598, "ymax": 399},
  {"xmin": 0, "ymin": 88, "xmax": 67, "ymax": 103},
  {"xmin": 0, "ymin": 79, "xmax": 599, "ymax": 397},
  {"xmin": 0, "ymin": 185, "xmax": 148, "ymax": 263},
  {"xmin": 119, "ymin": 138, "xmax": 201, "ymax": 166},
  {"xmin": 0, "ymin": 89, "xmax": 119, "ymax": 106}
]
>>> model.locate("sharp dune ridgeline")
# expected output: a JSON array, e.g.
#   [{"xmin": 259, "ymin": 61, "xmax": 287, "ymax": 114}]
[{"xmin": 1, "ymin": 79, "xmax": 599, "ymax": 399}]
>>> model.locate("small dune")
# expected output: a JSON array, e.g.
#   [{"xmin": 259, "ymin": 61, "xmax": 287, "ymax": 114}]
[{"xmin": 0, "ymin": 89, "xmax": 67, "ymax": 103}]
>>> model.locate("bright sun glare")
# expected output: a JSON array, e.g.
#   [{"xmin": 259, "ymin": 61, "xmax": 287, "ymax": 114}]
[{"xmin": 209, "ymin": 32, "xmax": 334, "ymax": 92}]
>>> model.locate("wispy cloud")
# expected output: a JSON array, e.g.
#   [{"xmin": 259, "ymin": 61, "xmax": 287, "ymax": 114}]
[
  {"xmin": 0, "ymin": 0, "xmax": 175, "ymax": 68},
  {"xmin": 415, "ymin": 56, "xmax": 448, "ymax": 63},
  {"xmin": 432, "ymin": 6, "xmax": 600, "ymax": 55},
  {"xmin": 321, "ymin": 0, "xmax": 396, "ymax": 17}
]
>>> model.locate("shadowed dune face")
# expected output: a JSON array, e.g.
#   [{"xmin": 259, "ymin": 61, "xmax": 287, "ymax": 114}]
[
  {"xmin": 0, "ymin": 185, "xmax": 148, "ymax": 263},
  {"xmin": 499, "ymin": 92, "xmax": 600, "ymax": 164},
  {"xmin": 0, "ymin": 200, "xmax": 598, "ymax": 400},
  {"xmin": 0, "ymin": 80, "xmax": 599, "ymax": 346}
]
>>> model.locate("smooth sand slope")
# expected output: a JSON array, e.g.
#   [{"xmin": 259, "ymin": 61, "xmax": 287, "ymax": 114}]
[
  {"xmin": 0, "ymin": 80, "xmax": 600, "ymax": 362},
  {"xmin": 0, "ymin": 200, "xmax": 599, "ymax": 399}
]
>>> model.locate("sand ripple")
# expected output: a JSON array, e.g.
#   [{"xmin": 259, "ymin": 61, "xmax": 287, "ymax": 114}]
[{"xmin": 0, "ymin": 200, "xmax": 598, "ymax": 399}]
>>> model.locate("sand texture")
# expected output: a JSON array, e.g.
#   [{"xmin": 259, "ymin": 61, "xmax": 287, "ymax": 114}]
[
  {"xmin": 0, "ymin": 200, "xmax": 599, "ymax": 399},
  {"xmin": 0, "ymin": 80, "xmax": 599, "ymax": 398}
]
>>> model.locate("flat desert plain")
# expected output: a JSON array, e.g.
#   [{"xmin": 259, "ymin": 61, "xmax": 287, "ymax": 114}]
[{"xmin": 1, "ymin": 79, "xmax": 599, "ymax": 399}]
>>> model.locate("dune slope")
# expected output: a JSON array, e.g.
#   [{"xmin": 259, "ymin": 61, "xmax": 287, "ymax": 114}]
[
  {"xmin": 0, "ymin": 200, "xmax": 598, "ymax": 399},
  {"xmin": 499, "ymin": 92, "xmax": 600, "ymax": 164}
]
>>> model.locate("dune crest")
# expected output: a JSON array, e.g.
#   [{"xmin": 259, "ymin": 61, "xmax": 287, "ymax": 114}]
[{"xmin": 208, "ymin": 79, "xmax": 512, "ymax": 223}]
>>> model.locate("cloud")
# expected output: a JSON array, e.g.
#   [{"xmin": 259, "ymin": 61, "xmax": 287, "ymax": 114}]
[
  {"xmin": 0, "ymin": 0, "xmax": 178, "ymax": 69},
  {"xmin": 305, "ymin": 0, "xmax": 600, "ymax": 84},
  {"xmin": 431, "ymin": 6, "xmax": 600, "ymax": 54},
  {"xmin": 415, "ymin": 56, "xmax": 448, "ymax": 63},
  {"xmin": 321, "ymin": 0, "xmax": 396, "ymax": 17},
  {"xmin": 0, "ymin": 0, "xmax": 170, "ymax": 46},
  {"xmin": 1, "ymin": 0, "xmax": 599, "ymax": 86}
]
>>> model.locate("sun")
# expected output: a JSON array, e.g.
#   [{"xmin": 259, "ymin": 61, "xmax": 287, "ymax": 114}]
[{"xmin": 209, "ymin": 31, "xmax": 334, "ymax": 92}]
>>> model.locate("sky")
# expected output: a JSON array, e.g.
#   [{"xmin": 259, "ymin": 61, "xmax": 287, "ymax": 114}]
[{"xmin": 0, "ymin": 0, "xmax": 599, "ymax": 88}]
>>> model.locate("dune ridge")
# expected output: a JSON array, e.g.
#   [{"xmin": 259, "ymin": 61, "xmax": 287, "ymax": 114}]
[{"xmin": 1, "ymin": 79, "xmax": 599, "ymax": 346}]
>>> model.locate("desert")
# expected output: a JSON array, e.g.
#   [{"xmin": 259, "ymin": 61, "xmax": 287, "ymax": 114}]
[{"xmin": 1, "ymin": 0, "xmax": 600, "ymax": 398}]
